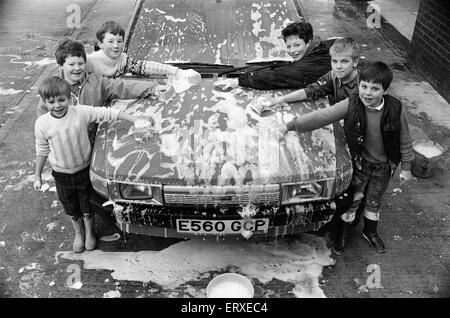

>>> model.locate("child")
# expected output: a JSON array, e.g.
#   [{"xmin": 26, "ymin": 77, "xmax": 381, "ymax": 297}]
[
  {"xmin": 33, "ymin": 76, "xmax": 145, "ymax": 253},
  {"xmin": 87, "ymin": 20, "xmax": 201, "ymax": 82},
  {"xmin": 260, "ymin": 37, "xmax": 360, "ymax": 108},
  {"xmin": 37, "ymin": 38, "xmax": 170, "ymax": 145},
  {"xmin": 260, "ymin": 37, "xmax": 360, "ymax": 254},
  {"xmin": 214, "ymin": 22, "xmax": 333, "ymax": 90},
  {"xmin": 277, "ymin": 61, "xmax": 414, "ymax": 254}
]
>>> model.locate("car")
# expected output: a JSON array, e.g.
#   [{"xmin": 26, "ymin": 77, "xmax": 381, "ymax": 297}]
[{"xmin": 89, "ymin": 0, "xmax": 354, "ymax": 240}]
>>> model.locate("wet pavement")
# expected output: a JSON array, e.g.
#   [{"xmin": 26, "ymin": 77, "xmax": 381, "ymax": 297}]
[{"xmin": 0, "ymin": 0, "xmax": 449, "ymax": 299}]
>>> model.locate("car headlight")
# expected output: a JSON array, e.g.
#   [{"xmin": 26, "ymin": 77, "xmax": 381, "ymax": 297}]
[
  {"xmin": 118, "ymin": 183, "xmax": 163, "ymax": 205},
  {"xmin": 120, "ymin": 184, "xmax": 153, "ymax": 199},
  {"xmin": 281, "ymin": 182, "xmax": 324, "ymax": 205}
]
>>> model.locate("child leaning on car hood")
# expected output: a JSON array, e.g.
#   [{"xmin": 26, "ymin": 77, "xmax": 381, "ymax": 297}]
[{"xmin": 87, "ymin": 20, "xmax": 201, "ymax": 84}]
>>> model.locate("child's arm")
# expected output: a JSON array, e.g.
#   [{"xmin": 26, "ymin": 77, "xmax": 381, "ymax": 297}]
[
  {"xmin": 126, "ymin": 55, "xmax": 179, "ymax": 77},
  {"xmin": 102, "ymin": 75, "xmax": 157, "ymax": 101},
  {"xmin": 303, "ymin": 72, "xmax": 334, "ymax": 100},
  {"xmin": 277, "ymin": 89, "xmax": 308, "ymax": 104},
  {"xmin": 34, "ymin": 155, "xmax": 47, "ymax": 191},
  {"xmin": 279, "ymin": 98, "xmax": 349, "ymax": 135},
  {"xmin": 398, "ymin": 108, "xmax": 414, "ymax": 184},
  {"xmin": 80, "ymin": 105, "xmax": 144, "ymax": 127},
  {"xmin": 260, "ymin": 89, "xmax": 308, "ymax": 109},
  {"xmin": 237, "ymin": 71, "xmax": 334, "ymax": 108}
]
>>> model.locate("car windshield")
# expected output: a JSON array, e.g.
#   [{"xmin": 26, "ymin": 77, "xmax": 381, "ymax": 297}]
[{"xmin": 126, "ymin": 0, "xmax": 300, "ymax": 68}]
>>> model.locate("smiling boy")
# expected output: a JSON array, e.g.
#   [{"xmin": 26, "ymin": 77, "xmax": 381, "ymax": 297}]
[
  {"xmin": 34, "ymin": 76, "xmax": 142, "ymax": 253},
  {"xmin": 277, "ymin": 61, "xmax": 414, "ymax": 254},
  {"xmin": 214, "ymin": 22, "xmax": 333, "ymax": 90},
  {"xmin": 260, "ymin": 37, "xmax": 360, "ymax": 108},
  {"xmin": 87, "ymin": 20, "xmax": 200, "ymax": 82},
  {"xmin": 37, "ymin": 38, "xmax": 170, "ymax": 144}
]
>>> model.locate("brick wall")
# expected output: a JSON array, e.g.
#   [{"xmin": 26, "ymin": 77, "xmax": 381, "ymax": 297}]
[{"xmin": 408, "ymin": 0, "xmax": 450, "ymax": 103}]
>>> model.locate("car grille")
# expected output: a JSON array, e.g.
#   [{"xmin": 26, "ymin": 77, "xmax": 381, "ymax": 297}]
[{"xmin": 163, "ymin": 185, "xmax": 280, "ymax": 206}]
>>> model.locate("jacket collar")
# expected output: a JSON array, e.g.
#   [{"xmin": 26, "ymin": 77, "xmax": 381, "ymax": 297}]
[
  {"xmin": 59, "ymin": 70, "xmax": 89, "ymax": 87},
  {"xmin": 304, "ymin": 36, "xmax": 322, "ymax": 56}
]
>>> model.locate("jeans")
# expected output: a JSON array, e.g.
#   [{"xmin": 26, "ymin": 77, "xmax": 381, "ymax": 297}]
[
  {"xmin": 352, "ymin": 158, "xmax": 391, "ymax": 221},
  {"xmin": 341, "ymin": 157, "xmax": 391, "ymax": 222}
]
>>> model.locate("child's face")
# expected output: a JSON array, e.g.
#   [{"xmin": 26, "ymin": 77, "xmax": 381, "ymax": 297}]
[
  {"xmin": 331, "ymin": 54, "xmax": 357, "ymax": 81},
  {"xmin": 99, "ymin": 32, "xmax": 124, "ymax": 59},
  {"xmin": 61, "ymin": 55, "xmax": 85, "ymax": 85},
  {"xmin": 285, "ymin": 35, "xmax": 310, "ymax": 61},
  {"xmin": 44, "ymin": 95, "xmax": 70, "ymax": 118},
  {"xmin": 359, "ymin": 80, "xmax": 387, "ymax": 108}
]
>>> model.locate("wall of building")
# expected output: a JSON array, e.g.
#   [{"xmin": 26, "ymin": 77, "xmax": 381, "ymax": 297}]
[{"xmin": 408, "ymin": 0, "xmax": 450, "ymax": 103}]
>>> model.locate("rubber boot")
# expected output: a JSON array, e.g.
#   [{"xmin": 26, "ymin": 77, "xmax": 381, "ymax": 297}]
[
  {"xmin": 83, "ymin": 214, "xmax": 97, "ymax": 251},
  {"xmin": 362, "ymin": 217, "xmax": 386, "ymax": 253},
  {"xmin": 351, "ymin": 203, "xmax": 365, "ymax": 228},
  {"xmin": 332, "ymin": 218, "xmax": 351, "ymax": 256},
  {"xmin": 71, "ymin": 217, "xmax": 85, "ymax": 253}
]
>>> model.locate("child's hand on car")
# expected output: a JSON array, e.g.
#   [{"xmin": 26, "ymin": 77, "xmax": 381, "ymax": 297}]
[
  {"xmin": 133, "ymin": 116, "xmax": 156, "ymax": 141},
  {"xmin": 133, "ymin": 115, "xmax": 154, "ymax": 129},
  {"xmin": 259, "ymin": 96, "xmax": 289, "ymax": 109},
  {"xmin": 273, "ymin": 123, "xmax": 288, "ymax": 137},
  {"xmin": 258, "ymin": 96, "xmax": 280, "ymax": 108},
  {"xmin": 154, "ymin": 84, "xmax": 175, "ymax": 101},
  {"xmin": 279, "ymin": 123, "xmax": 288, "ymax": 136},
  {"xmin": 173, "ymin": 69, "xmax": 201, "ymax": 85},
  {"xmin": 213, "ymin": 78, "xmax": 239, "ymax": 91}
]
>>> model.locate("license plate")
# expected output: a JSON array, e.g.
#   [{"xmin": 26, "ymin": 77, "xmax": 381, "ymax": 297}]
[{"xmin": 176, "ymin": 219, "xmax": 269, "ymax": 235}]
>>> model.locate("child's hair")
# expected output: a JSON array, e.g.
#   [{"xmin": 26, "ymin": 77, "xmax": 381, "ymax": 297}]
[
  {"xmin": 281, "ymin": 22, "xmax": 313, "ymax": 44},
  {"xmin": 329, "ymin": 37, "xmax": 360, "ymax": 60},
  {"xmin": 359, "ymin": 61, "xmax": 393, "ymax": 90},
  {"xmin": 38, "ymin": 76, "xmax": 72, "ymax": 101},
  {"xmin": 55, "ymin": 38, "xmax": 87, "ymax": 66},
  {"xmin": 96, "ymin": 21, "xmax": 125, "ymax": 42}
]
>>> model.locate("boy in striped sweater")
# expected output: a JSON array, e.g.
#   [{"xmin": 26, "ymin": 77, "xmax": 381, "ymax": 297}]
[
  {"xmin": 33, "ymin": 76, "xmax": 144, "ymax": 253},
  {"xmin": 87, "ymin": 20, "xmax": 201, "ymax": 82}
]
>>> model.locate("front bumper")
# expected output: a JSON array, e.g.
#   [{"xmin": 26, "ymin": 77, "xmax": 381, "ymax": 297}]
[{"xmin": 109, "ymin": 192, "xmax": 353, "ymax": 239}]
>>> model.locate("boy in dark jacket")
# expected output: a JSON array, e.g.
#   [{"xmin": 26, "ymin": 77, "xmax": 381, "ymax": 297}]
[
  {"xmin": 214, "ymin": 22, "xmax": 333, "ymax": 90},
  {"xmin": 259, "ymin": 37, "xmax": 360, "ymax": 108},
  {"xmin": 277, "ymin": 62, "xmax": 414, "ymax": 254}
]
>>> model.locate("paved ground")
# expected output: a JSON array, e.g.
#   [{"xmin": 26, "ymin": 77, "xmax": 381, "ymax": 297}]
[
  {"xmin": 298, "ymin": 0, "xmax": 450, "ymax": 298},
  {"xmin": 0, "ymin": 0, "xmax": 449, "ymax": 299}
]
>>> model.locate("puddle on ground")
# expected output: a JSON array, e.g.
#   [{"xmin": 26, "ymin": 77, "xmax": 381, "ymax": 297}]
[{"xmin": 58, "ymin": 233, "xmax": 334, "ymax": 298}]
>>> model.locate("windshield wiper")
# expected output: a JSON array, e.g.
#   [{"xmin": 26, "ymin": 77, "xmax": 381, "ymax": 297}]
[
  {"xmin": 167, "ymin": 62, "xmax": 235, "ymax": 69},
  {"xmin": 217, "ymin": 60, "xmax": 291, "ymax": 77}
]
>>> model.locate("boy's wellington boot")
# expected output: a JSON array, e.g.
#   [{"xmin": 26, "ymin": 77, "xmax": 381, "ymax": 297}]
[
  {"xmin": 351, "ymin": 204, "xmax": 365, "ymax": 228},
  {"xmin": 71, "ymin": 217, "xmax": 85, "ymax": 253},
  {"xmin": 83, "ymin": 214, "xmax": 97, "ymax": 251},
  {"xmin": 332, "ymin": 219, "xmax": 351, "ymax": 256},
  {"xmin": 362, "ymin": 217, "xmax": 386, "ymax": 253}
]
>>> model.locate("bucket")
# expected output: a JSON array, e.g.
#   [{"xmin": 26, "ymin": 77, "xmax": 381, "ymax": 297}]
[
  {"xmin": 411, "ymin": 140, "xmax": 444, "ymax": 178},
  {"xmin": 206, "ymin": 273, "xmax": 254, "ymax": 298}
]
